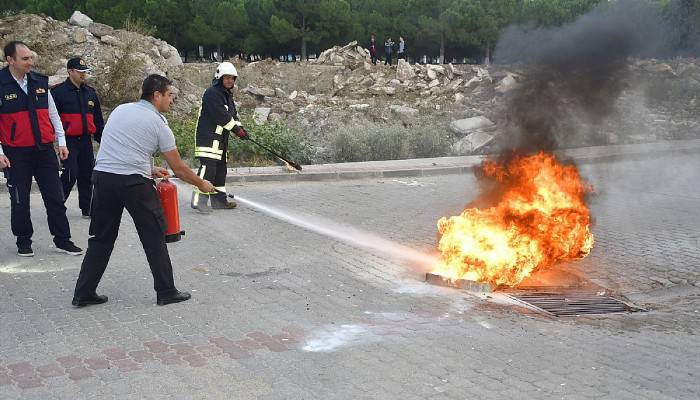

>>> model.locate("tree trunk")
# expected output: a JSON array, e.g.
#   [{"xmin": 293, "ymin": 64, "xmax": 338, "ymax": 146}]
[
  {"xmin": 485, "ymin": 42, "xmax": 491, "ymax": 65},
  {"xmin": 300, "ymin": 14, "xmax": 307, "ymax": 61},
  {"xmin": 217, "ymin": 43, "xmax": 222, "ymax": 62},
  {"xmin": 440, "ymin": 31, "xmax": 446, "ymax": 64}
]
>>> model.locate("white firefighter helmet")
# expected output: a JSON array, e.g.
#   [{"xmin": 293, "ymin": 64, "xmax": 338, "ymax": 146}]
[{"xmin": 214, "ymin": 62, "xmax": 238, "ymax": 80}]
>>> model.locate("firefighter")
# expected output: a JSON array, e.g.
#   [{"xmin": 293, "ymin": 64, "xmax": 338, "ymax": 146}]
[
  {"xmin": 0, "ymin": 41, "xmax": 83, "ymax": 257},
  {"xmin": 72, "ymin": 74, "xmax": 215, "ymax": 307},
  {"xmin": 191, "ymin": 61, "xmax": 248, "ymax": 213},
  {"xmin": 51, "ymin": 57, "xmax": 104, "ymax": 218}
]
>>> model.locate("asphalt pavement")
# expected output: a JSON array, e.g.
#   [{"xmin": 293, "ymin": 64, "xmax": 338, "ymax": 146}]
[{"xmin": 1, "ymin": 139, "xmax": 699, "ymax": 399}]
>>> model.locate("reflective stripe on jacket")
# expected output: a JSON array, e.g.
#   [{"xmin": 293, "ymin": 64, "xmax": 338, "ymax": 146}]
[{"xmin": 194, "ymin": 82, "xmax": 240, "ymax": 161}]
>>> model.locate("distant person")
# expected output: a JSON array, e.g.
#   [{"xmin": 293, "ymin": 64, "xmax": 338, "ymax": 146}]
[
  {"xmin": 398, "ymin": 36, "xmax": 406, "ymax": 61},
  {"xmin": 51, "ymin": 57, "xmax": 104, "ymax": 219},
  {"xmin": 72, "ymin": 74, "xmax": 215, "ymax": 307},
  {"xmin": 384, "ymin": 37, "xmax": 394, "ymax": 66},
  {"xmin": 0, "ymin": 40, "xmax": 83, "ymax": 257},
  {"xmin": 369, "ymin": 34, "xmax": 378, "ymax": 65}
]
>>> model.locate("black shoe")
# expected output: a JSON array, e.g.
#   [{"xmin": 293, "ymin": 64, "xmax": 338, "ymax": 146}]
[
  {"xmin": 17, "ymin": 245, "xmax": 34, "ymax": 257},
  {"xmin": 56, "ymin": 241, "xmax": 84, "ymax": 256},
  {"xmin": 72, "ymin": 294, "xmax": 108, "ymax": 307},
  {"xmin": 157, "ymin": 291, "xmax": 191, "ymax": 306},
  {"xmin": 211, "ymin": 200, "xmax": 237, "ymax": 209}
]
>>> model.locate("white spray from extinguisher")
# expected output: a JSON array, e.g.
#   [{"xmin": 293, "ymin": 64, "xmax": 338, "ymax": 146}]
[{"xmin": 233, "ymin": 195, "xmax": 438, "ymax": 272}]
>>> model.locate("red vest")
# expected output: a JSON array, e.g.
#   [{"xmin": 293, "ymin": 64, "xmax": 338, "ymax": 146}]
[
  {"xmin": 0, "ymin": 67, "xmax": 55, "ymax": 148},
  {"xmin": 51, "ymin": 78, "xmax": 99, "ymax": 137}
]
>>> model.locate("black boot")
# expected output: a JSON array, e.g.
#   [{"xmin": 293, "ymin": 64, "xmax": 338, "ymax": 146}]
[
  {"xmin": 211, "ymin": 193, "xmax": 237, "ymax": 209},
  {"xmin": 192, "ymin": 192, "xmax": 212, "ymax": 213}
]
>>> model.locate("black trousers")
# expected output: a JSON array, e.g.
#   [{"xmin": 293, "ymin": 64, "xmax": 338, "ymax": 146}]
[
  {"xmin": 73, "ymin": 171, "xmax": 177, "ymax": 298},
  {"xmin": 61, "ymin": 135, "xmax": 94, "ymax": 215},
  {"xmin": 196, "ymin": 157, "xmax": 229, "ymax": 204},
  {"xmin": 3, "ymin": 146, "xmax": 71, "ymax": 247},
  {"xmin": 385, "ymin": 53, "xmax": 393, "ymax": 65}
]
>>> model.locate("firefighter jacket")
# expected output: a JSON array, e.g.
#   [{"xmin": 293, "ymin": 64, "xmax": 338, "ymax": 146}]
[
  {"xmin": 194, "ymin": 82, "xmax": 241, "ymax": 161},
  {"xmin": 0, "ymin": 67, "xmax": 55, "ymax": 149},
  {"xmin": 51, "ymin": 78, "xmax": 104, "ymax": 142}
]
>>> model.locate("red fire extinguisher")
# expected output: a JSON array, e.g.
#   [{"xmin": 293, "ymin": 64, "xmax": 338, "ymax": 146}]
[{"xmin": 156, "ymin": 178, "xmax": 185, "ymax": 243}]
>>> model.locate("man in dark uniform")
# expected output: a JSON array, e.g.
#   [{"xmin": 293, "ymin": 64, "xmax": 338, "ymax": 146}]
[
  {"xmin": 0, "ymin": 41, "xmax": 83, "ymax": 257},
  {"xmin": 191, "ymin": 61, "xmax": 248, "ymax": 213},
  {"xmin": 51, "ymin": 57, "xmax": 104, "ymax": 218}
]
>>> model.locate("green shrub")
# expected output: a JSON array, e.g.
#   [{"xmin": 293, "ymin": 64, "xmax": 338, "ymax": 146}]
[
  {"xmin": 92, "ymin": 16, "xmax": 153, "ymax": 108},
  {"xmin": 409, "ymin": 126, "xmax": 452, "ymax": 158},
  {"xmin": 169, "ymin": 110, "xmax": 311, "ymax": 167},
  {"xmin": 327, "ymin": 119, "xmax": 452, "ymax": 162},
  {"xmin": 168, "ymin": 108, "xmax": 198, "ymax": 163},
  {"xmin": 228, "ymin": 114, "xmax": 312, "ymax": 166}
]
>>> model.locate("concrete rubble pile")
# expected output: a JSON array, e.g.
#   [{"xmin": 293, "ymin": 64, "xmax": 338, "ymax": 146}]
[
  {"xmin": 313, "ymin": 41, "xmax": 369, "ymax": 69},
  {"xmin": 236, "ymin": 51, "xmax": 699, "ymax": 154},
  {"xmin": 0, "ymin": 11, "xmax": 200, "ymax": 114}
]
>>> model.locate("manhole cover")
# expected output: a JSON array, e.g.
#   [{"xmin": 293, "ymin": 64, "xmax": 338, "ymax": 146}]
[{"xmin": 503, "ymin": 289, "xmax": 645, "ymax": 317}]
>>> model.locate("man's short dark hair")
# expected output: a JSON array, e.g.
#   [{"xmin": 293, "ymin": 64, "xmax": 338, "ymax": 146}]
[
  {"xmin": 140, "ymin": 74, "xmax": 172, "ymax": 101},
  {"xmin": 3, "ymin": 40, "xmax": 28, "ymax": 60}
]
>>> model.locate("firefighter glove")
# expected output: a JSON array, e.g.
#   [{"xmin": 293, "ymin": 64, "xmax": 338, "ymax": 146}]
[{"xmin": 234, "ymin": 125, "xmax": 249, "ymax": 140}]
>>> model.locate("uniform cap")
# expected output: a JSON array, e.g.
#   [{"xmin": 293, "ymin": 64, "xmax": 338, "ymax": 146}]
[{"xmin": 67, "ymin": 57, "xmax": 90, "ymax": 72}]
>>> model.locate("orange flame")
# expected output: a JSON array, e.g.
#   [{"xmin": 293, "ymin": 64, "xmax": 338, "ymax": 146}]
[{"xmin": 433, "ymin": 152, "xmax": 594, "ymax": 287}]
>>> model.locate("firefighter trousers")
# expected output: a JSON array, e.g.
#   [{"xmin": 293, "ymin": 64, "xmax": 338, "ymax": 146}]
[
  {"xmin": 194, "ymin": 157, "xmax": 230, "ymax": 205},
  {"xmin": 61, "ymin": 135, "xmax": 94, "ymax": 215},
  {"xmin": 2, "ymin": 147, "xmax": 72, "ymax": 248},
  {"xmin": 73, "ymin": 171, "xmax": 177, "ymax": 299}
]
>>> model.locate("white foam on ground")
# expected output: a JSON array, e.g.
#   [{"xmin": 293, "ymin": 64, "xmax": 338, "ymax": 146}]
[
  {"xmin": 392, "ymin": 281, "xmax": 453, "ymax": 295},
  {"xmin": 301, "ymin": 324, "xmax": 376, "ymax": 352},
  {"xmin": 0, "ymin": 262, "xmax": 75, "ymax": 274}
]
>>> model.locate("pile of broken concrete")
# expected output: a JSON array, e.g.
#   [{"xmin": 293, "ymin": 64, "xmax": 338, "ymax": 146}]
[{"xmin": 0, "ymin": 11, "xmax": 201, "ymax": 114}]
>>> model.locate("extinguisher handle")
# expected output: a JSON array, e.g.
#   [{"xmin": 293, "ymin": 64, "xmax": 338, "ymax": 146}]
[{"xmin": 214, "ymin": 189, "xmax": 235, "ymax": 199}]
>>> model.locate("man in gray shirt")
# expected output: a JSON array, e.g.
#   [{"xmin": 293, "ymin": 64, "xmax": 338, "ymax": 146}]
[{"xmin": 72, "ymin": 74, "xmax": 215, "ymax": 307}]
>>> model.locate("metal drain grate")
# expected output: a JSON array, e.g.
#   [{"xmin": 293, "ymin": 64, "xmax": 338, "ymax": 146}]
[{"xmin": 504, "ymin": 290, "xmax": 643, "ymax": 317}]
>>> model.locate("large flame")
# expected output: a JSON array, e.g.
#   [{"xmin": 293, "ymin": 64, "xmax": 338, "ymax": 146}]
[{"xmin": 433, "ymin": 152, "xmax": 594, "ymax": 287}]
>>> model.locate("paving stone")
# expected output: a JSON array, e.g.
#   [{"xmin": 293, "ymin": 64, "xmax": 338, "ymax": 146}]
[
  {"xmin": 35, "ymin": 363, "xmax": 65, "ymax": 378},
  {"xmin": 66, "ymin": 367, "xmax": 93, "ymax": 381},
  {"xmin": 84, "ymin": 357, "xmax": 110, "ymax": 370},
  {"xmin": 2, "ymin": 148, "xmax": 700, "ymax": 399}
]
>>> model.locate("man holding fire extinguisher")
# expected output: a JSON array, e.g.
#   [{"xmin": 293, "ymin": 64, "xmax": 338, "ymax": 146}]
[{"xmin": 72, "ymin": 74, "xmax": 215, "ymax": 307}]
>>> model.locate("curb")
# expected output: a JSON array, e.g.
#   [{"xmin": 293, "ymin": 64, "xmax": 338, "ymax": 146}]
[{"xmin": 223, "ymin": 139, "xmax": 700, "ymax": 183}]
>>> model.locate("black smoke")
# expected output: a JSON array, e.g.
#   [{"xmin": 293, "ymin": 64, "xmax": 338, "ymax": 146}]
[{"xmin": 493, "ymin": 1, "xmax": 671, "ymax": 151}]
